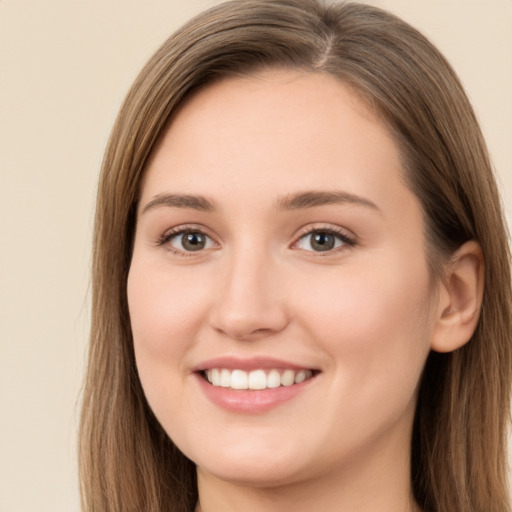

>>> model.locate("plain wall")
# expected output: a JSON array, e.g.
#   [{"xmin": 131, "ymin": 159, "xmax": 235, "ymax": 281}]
[{"xmin": 0, "ymin": 1, "xmax": 510, "ymax": 511}]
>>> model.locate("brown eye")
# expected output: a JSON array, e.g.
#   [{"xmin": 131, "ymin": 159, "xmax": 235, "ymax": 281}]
[
  {"xmin": 182, "ymin": 232, "xmax": 206, "ymax": 251},
  {"xmin": 169, "ymin": 231, "xmax": 214, "ymax": 252},
  {"xmin": 310, "ymin": 232, "xmax": 336, "ymax": 251},
  {"xmin": 295, "ymin": 229, "xmax": 353, "ymax": 253}
]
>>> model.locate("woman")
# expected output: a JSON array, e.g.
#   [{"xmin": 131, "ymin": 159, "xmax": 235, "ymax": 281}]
[{"xmin": 79, "ymin": 1, "xmax": 512, "ymax": 511}]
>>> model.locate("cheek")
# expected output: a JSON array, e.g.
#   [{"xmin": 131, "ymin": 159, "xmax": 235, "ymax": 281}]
[
  {"xmin": 128, "ymin": 262, "xmax": 211, "ymax": 352},
  {"xmin": 297, "ymin": 256, "xmax": 434, "ymax": 391},
  {"xmin": 127, "ymin": 261, "xmax": 214, "ymax": 411}
]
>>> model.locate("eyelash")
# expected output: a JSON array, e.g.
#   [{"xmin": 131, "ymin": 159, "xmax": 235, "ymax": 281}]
[
  {"xmin": 157, "ymin": 224, "xmax": 217, "ymax": 257},
  {"xmin": 293, "ymin": 225, "xmax": 356, "ymax": 255},
  {"xmin": 157, "ymin": 224, "xmax": 356, "ymax": 257}
]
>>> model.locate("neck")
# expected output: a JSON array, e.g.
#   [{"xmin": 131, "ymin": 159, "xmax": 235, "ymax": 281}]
[{"xmin": 194, "ymin": 428, "xmax": 421, "ymax": 512}]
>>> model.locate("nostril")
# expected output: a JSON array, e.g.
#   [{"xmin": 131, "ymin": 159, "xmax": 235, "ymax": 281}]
[
  {"xmin": 213, "ymin": 325, "xmax": 281, "ymax": 342},
  {"xmin": 209, "ymin": 258, "xmax": 290, "ymax": 339},
  {"xmin": 210, "ymin": 296, "xmax": 289, "ymax": 341}
]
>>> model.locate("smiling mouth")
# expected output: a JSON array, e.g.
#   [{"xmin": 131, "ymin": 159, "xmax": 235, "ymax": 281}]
[{"xmin": 201, "ymin": 368, "xmax": 316, "ymax": 390}]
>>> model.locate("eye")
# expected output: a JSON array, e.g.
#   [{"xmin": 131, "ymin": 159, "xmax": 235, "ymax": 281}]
[
  {"xmin": 294, "ymin": 229, "xmax": 354, "ymax": 253},
  {"xmin": 161, "ymin": 229, "xmax": 217, "ymax": 254}
]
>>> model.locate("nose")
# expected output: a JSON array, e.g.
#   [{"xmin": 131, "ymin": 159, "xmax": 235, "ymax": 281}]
[{"xmin": 209, "ymin": 245, "xmax": 289, "ymax": 341}]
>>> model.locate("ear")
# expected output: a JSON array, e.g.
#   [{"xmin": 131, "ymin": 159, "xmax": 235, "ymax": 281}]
[{"xmin": 431, "ymin": 241, "xmax": 484, "ymax": 353}]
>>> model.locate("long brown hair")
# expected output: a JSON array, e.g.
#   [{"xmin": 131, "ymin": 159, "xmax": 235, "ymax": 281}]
[{"xmin": 79, "ymin": 1, "xmax": 512, "ymax": 511}]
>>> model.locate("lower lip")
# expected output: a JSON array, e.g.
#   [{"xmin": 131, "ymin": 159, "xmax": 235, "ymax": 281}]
[{"xmin": 194, "ymin": 373, "xmax": 316, "ymax": 413}]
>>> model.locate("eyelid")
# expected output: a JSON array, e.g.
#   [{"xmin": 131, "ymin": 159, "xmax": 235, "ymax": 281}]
[
  {"xmin": 156, "ymin": 222, "xmax": 356, "ymax": 256},
  {"xmin": 291, "ymin": 224, "xmax": 357, "ymax": 253},
  {"xmin": 157, "ymin": 224, "xmax": 219, "ymax": 256}
]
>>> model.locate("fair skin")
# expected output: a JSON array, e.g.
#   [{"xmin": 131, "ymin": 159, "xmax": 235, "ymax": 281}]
[{"xmin": 127, "ymin": 70, "xmax": 483, "ymax": 512}]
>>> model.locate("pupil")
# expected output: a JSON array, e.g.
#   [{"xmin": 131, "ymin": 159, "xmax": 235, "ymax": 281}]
[
  {"xmin": 311, "ymin": 232, "xmax": 334, "ymax": 251},
  {"xmin": 182, "ymin": 232, "xmax": 205, "ymax": 251}
]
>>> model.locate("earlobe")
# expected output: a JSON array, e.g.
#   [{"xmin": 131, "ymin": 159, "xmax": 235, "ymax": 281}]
[{"xmin": 431, "ymin": 241, "xmax": 484, "ymax": 353}]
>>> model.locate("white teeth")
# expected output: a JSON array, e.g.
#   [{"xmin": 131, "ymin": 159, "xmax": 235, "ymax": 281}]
[
  {"xmin": 211, "ymin": 368, "xmax": 220, "ymax": 386},
  {"xmin": 267, "ymin": 369, "xmax": 281, "ymax": 389},
  {"xmin": 220, "ymin": 369, "xmax": 231, "ymax": 387},
  {"xmin": 281, "ymin": 369, "xmax": 295, "ymax": 387},
  {"xmin": 295, "ymin": 370, "xmax": 307, "ymax": 384},
  {"xmin": 248, "ymin": 370, "xmax": 267, "ymax": 390},
  {"xmin": 204, "ymin": 368, "xmax": 314, "ymax": 390},
  {"xmin": 231, "ymin": 369, "xmax": 248, "ymax": 389}
]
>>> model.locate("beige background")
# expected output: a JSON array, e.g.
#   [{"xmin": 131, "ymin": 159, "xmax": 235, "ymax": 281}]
[{"xmin": 0, "ymin": 1, "xmax": 510, "ymax": 511}]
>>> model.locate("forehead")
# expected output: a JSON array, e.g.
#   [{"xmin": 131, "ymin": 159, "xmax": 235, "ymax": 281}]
[{"xmin": 141, "ymin": 70, "xmax": 417, "ymax": 223}]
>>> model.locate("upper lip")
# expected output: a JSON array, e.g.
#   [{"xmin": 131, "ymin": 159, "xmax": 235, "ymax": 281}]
[{"xmin": 192, "ymin": 356, "xmax": 318, "ymax": 373}]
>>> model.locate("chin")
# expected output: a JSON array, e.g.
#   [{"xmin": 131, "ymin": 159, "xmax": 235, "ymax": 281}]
[
  {"xmin": 196, "ymin": 459, "xmax": 306, "ymax": 489},
  {"xmin": 187, "ymin": 437, "xmax": 313, "ymax": 488}
]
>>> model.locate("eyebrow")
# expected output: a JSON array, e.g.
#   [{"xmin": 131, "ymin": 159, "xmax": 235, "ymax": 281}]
[
  {"xmin": 141, "ymin": 193, "xmax": 216, "ymax": 214},
  {"xmin": 275, "ymin": 190, "xmax": 380, "ymax": 212},
  {"xmin": 140, "ymin": 190, "xmax": 380, "ymax": 215}
]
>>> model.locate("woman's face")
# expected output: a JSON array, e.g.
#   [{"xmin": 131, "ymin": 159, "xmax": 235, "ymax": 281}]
[{"xmin": 128, "ymin": 70, "xmax": 439, "ymax": 487}]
